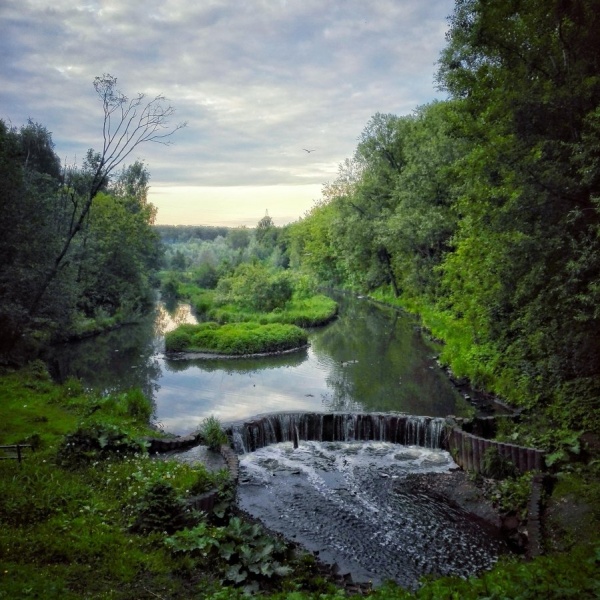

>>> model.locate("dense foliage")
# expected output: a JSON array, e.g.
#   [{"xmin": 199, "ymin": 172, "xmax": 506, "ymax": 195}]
[
  {"xmin": 0, "ymin": 74, "xmax": 182, "ymax": 363},
  {"xmin": 287, "ymin": 0, "xmax": 600, "ymax": 440},
  {"xmin": 0, "ymin": 125, "xmax": 161, "ymax": 361}
]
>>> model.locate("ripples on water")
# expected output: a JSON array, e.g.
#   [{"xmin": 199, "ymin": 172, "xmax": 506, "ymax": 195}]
[{"xmin": 237, "ymin": 441, "xmax": 508, "ymax": 589}]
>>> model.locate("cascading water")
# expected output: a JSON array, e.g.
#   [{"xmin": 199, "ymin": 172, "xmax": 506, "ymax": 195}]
[
  {"xmin": 236, "ymin": 439, "xmax": 509, "ymax": 589},
  {"xmin": 227, "ymin": 411, "xmax": 447, "ymax": 454}
]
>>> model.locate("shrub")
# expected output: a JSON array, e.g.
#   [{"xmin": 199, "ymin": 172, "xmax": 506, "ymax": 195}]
[
  {"xmin": 166, "ymin": 516, "xmax": 292, "ymax": 588},
  {"xmin": 164, "ymin": 324, "xmax": 196, "ymax": 352},
  {"xmin": 125, "ymin": 388, "xmax": 153, "ymax": 422},
  {"xmin": 200, "ymin": 415, "xmax": 228, "ymax": 451},
  {"xmin": 218, "ymin": 263, "xmax": 294, "ymax": 312},
  {"xmin": 130, "ymin": 481, "xmax": 198, "ymax": 534},
  {"xmin": 193, "ymin": 263, "xmax": 219, "ymax": 289},
  {"xmin": 58, "ymin": 423, "xmax": 146, "ymax": 466},
  {"xmin": 482, "ymin": 446, "xmax": 517, "ymax": 479}
]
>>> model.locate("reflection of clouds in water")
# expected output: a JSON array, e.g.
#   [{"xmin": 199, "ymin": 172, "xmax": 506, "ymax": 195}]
[
  {"xmin": 154, "ymin": 302, "xmax": 197, "ymax": 337},
  {"xmin": 152, "ymin": 301, "xmax": 467, "ymax": 436},
  {"xmin": 157, "ymin": 387, "xmax": 327, "ymax": 434}
]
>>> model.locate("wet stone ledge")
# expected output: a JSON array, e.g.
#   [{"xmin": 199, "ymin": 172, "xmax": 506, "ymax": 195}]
[{"xmin": 146, "ymin": 433, "xmax": 201, "ymax": 453}]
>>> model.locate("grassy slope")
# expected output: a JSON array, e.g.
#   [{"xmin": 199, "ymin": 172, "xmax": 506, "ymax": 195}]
[
  {"xmin": 207, "ymin": 294, "xmax": 338, "ymax": 328},
  {"xmin": 0, "ymin": 364, "xmax": 228, "ymax": 599}
]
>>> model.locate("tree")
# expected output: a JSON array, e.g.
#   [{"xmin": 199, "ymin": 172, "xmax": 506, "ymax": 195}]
[
  {"xmin": 329, "ymin": 113, "xmax": 413, "ymax": 295},
  {"xmin": 254, "ymin": 211, "xmax": 278, "ymax": 256},
  {"xmin": 27, "ymin": 74, "xmax": 185, "ymax": 320},
  {"xmin": 0, "ymin": 120, "xmax": 68, "ymax": 357},
  {"xmin": 383, "ymin": 101, "xmax": 463, "ymax": 301},
  {"xmin": 76, "ymin": 191, "xmax": 160, "ymax": 319},
  {"xmin": 111, "ymin": 160, "xmax": 152, "ymax": 216},
  {"xmin": 437, "ymin": 0, "xmax": 600, "ymax": 418},
  {"xmin": 226, "ymin": 226, "xmax": 250, "ymax": 250}
]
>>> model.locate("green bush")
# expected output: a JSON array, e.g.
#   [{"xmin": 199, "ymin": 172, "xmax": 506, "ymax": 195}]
[
  {"xmin": 166, "ymin": 516, "xmax": 292, "ymax": 589},
  {"xmin": 130, "ymin": 481, "xmax": 198, "ymax": 534},
  {"xmin": 482, "ymin": 446, "xmax": 517, "ymax": 479},
  {"xmin": 193, "ymin": 263, "xmax": 219, "ymax": 289},
  {"xmin": 164, "ymin": 323, "xmax": 196, "ymax": 352},
  {"xmin": 125, "ymin": 388, "xmax": 153, "ymax": 422},
  {"xmin": 58, "ymin": 422, "xmax": 146, "ymax": 466},
  {"xmin": 217, "ymin": 263, "xmax": 294, "ymax": 312},
  {"xmin": 200, "ymin": 415, "xmax": 228, "ymax": 451}
]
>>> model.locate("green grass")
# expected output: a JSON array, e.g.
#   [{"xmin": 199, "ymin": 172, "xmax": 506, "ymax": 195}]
[
  {"xmin": 165, "ymin": 321, "xmax": 308, "ymax": 355},
  {"xmin": 0, "ymin": 363, "xmax": 233, "ymax": 599},
  {"xmin": 208, "ymin": 293, "xmax": 338, "ymax": 327}
]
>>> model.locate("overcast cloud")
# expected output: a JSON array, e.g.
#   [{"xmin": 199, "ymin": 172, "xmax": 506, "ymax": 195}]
[{"xmin": 1, "ymin": 0, "xmax": 454, "ymax": 226}]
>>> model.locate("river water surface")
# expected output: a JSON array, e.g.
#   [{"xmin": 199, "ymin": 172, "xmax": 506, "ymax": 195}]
[
  {"xmin": 45, "ymin": 294, "xmax": 507, "ymax": 588},
  {"xmin": 46, "ymin": 294, "xmax": 471, "ymax": 434}
]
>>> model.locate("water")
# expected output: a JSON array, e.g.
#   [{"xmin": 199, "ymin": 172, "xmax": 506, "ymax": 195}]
[
  {"xmin": 227, "ymin": 412, "xmax": 447, "ymax": 454},
  {"xmin": 237, "ymin": 441, "xmax": 507, "ymax": 588},
  {"xmin": 45, "ymin": 293, "xmax": 470, "ymax": 435},
  {"xmin": 44, "ymin": 294, "xmax": 504, "ymax": 588}
]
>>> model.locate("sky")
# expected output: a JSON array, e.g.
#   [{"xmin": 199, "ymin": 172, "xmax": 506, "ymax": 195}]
[{"xmin": 1, "ymin": 0, "xmax": 455, "ymax": 227}]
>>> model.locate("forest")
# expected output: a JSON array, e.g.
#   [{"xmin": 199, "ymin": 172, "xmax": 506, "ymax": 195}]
[
  {"xmin": 283, "ymin": 0, "xmax": 600, "ymax": 443},
  {"xmin": 0, "ymin": 74, "xmax": 180, "ymax": 362},
  {"xmin": 1, "ymin": 0, "xmax": 599, "ymax": 597}
]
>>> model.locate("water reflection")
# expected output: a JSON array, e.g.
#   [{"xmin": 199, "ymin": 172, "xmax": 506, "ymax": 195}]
[
  {"xmin": 154, "ymin": 301, "xmax": 198, "ymax": 336},
  {"xmin": 45, "ymin": 294, "xmax": 470, "ymax": 435}
]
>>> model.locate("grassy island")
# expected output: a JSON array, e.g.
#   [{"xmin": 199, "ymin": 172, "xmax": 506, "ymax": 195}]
[
  {"xmin": 162, "ymin": 262, "xmax": 336, "ymax": 356},
  {"xmin": 165, "ymin": 321, "xmax": 308, "ymax": 355}
]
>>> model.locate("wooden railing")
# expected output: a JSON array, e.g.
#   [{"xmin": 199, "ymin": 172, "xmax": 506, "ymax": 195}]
[{"xmin": 0, "ymin": 444, "xmax": 32, "ymax": 463}]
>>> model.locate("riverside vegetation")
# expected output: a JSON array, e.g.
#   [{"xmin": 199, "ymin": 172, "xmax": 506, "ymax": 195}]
[
  {"xmin": 0, "ymin": 363, "xmax": 332, "ymax": 598},
  {"xmin": 2, "ymin": 364, "xmax": 599, "ymax": 599},
  {"xmin": 163, "ymin": 263, "xmax": 337, "ymax": 356},
  {"xmin": 2, "ymin": 1, "xmax": 600, "ymax": 596}
]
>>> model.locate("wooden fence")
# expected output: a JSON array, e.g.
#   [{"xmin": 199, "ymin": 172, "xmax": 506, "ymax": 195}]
[
  {"xmin": 444, "ymin": 427, "xmax": 544, "ymax": 473},
  {"xmin": 0, "ymin": 444, "xmax": 32, "ymax": 463}
]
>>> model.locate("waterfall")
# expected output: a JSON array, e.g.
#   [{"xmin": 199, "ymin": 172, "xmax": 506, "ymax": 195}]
[{"xmin": 226, "ymin": 412, "xmax": 446, "ymax": 454}]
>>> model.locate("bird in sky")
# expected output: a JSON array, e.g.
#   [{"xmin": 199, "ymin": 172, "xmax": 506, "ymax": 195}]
[{"xmin": 303, "ymin": 148, "xmax": 316, "ymax": 153}]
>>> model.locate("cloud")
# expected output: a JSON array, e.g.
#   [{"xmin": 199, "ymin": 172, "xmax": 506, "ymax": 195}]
[{"xmin": 1, "ymin": 0, "xmax": 454, "ymax": 224}]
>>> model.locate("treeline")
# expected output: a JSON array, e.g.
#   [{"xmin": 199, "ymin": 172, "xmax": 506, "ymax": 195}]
[
  {"xmin": 158, "ymin": 213, "xmax": 287, "ymax": 276},
  {"xmin": 0, "ymin": 120, "xmax": 161, "ymax": 359},
  {"xmin": 155, "ymin": 224, "xmax": 231, "ymax": 243},
  {"xmin": 0, "ymin": 75, "xmax": 183, "ymax": 362},
  {"xmin": 286, "ymin": 0, "xmax": 600, "ymax": 435}
]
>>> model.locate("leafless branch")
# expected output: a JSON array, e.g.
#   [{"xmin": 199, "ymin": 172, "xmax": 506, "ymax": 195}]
[{"xmin": 28, "ymin": 74, "xmax": 186, "ymax": 317}]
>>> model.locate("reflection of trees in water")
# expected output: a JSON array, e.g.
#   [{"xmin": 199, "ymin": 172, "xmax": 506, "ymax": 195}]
[
  {"xmin": 163, "ymin": 348, "xmax": 308, "ymax": 374},
  {"xmin": 45, "ymin": 295, "xmax": 468, "ymax": 423},
  {"xmin": 319, "ymin": 380, "xmax": 364, "ymax": 412},
  {"xmin": 44, "ymin": 316, "xmax": 161, "ymax": 401},
  {"xmin": 311, "ymin": 296, "xmax": 464, "ymax": 416}
]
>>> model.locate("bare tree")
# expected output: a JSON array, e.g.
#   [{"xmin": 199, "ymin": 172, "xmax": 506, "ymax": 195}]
[{"xmin": 28, "ymin": 74, "xmax": 186, "ymax": 317}]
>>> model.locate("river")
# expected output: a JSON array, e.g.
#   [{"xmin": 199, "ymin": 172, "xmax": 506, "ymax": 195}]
[
  {"xmin": 45, "ymin": 293, "xmax": 471, "ymax": 435},
  {"xmin": 45, "ymin": 293, "xmax": 506, "ymax": 588}
]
